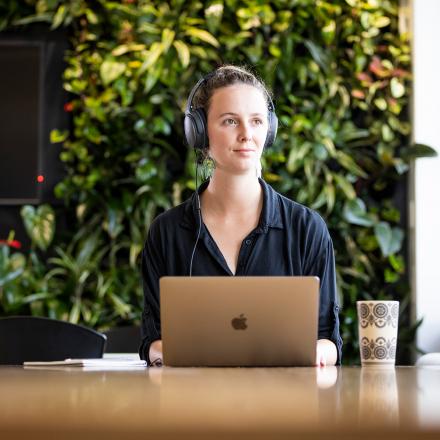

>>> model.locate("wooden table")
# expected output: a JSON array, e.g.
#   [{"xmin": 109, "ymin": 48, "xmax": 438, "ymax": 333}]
[{"xmin": 1, "ymin": 366, "xmax": 439, "ymax": 439}]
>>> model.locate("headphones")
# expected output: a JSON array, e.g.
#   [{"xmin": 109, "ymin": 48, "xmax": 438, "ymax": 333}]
[{"xmin": 183, "ymin": 72, "xmax": 278, "ymax": 151}]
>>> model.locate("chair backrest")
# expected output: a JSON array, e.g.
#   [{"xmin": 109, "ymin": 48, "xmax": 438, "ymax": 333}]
[
  {"xmin": 0, "ymin": 316, "xmax": 107, "ymax": 365},
  {"xmin": 103, "ymin": 326, "xmax": 140, "ymax": 353}
]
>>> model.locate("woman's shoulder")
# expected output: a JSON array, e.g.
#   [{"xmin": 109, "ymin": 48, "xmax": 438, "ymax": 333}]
[
  {"xmin": 270, "ymin": 186, "xmax": 330, "ymax": 236},
  {"xmin": 147, "ymin": 195, "xmax": 193, "ymax": 236}
]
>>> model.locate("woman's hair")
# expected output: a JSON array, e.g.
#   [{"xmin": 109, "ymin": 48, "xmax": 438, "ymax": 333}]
[{"xmin": 192, "ymin": 64, "xmax": 271, "ymax": 113}]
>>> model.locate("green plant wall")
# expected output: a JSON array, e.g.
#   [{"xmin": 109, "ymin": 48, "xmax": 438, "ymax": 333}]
[{"xmin": 1, "ymin": 0, "xmax": 436, "ymax": 363}]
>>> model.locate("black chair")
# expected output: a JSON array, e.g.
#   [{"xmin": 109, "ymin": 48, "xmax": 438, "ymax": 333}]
[
  {"xmin": 103, "ymin": 325, "xmax": 141, "ymax": 353},
  {"xmin": 0, "ymin": 316, "xmax": 107, "ymax": 365}
]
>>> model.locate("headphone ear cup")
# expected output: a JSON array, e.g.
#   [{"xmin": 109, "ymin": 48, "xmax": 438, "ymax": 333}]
[
  {"xmin": 264, "ymin": 111, "xmax": 278, "ymax": 149},
  {"xmin": 184, "ymin": 108, "xmax": 208, "ymax": 150}
]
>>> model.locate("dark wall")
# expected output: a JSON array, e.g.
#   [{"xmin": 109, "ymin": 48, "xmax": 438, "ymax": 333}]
[{"xmin": 0, "ymin": 26, "xmax": 69, "ymax": 245}]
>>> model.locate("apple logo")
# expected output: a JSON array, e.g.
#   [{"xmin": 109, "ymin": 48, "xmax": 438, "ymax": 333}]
[{"xmin": 231, "ymin": 313, "xmax": 248, "ymax": 330}]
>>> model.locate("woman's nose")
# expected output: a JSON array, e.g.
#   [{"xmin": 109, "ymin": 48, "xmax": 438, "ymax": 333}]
[{"xmin": 238, "ymin": 122, "xmax": 252, "ymax": 141}]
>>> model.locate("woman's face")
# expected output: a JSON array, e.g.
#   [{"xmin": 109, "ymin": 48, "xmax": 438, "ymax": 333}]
[{"xmin": 206, "ymin": 83, "xmax": 268, "ymax": 176}]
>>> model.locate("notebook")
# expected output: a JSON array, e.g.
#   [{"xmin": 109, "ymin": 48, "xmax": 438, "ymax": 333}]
[
  {"xmin": 160, "ymin": 276, "xmax": 319, "ymax": 367},
  {"xmin": 23, "ymin": 358, "xmax": 146, "ymax": 368}
]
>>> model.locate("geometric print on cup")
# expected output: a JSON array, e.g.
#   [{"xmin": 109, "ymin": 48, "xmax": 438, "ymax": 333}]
[
  {"xmin": 390, "ymin": 303, "xmax": 399, "ymax": 320},
  {"xmin": 361, "ymin": 336, "xmax": 397, "ymax": 361},
  {"xmin": 360, "ymin": 302, "xmax": 398, "ymax": 329}
]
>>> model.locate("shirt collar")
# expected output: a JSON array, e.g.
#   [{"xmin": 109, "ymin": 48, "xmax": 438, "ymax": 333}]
[
  {"xmin": 257, "ymin": 178, "xmax": 284, "ymax": 232},
  {"xmin": 179, "ymin": 178, "xmax": 284, "ymax": 232}
]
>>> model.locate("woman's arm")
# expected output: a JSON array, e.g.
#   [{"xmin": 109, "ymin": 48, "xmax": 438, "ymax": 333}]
[
  {"xmin": 139, "ymin": 224, "xmax": 165, "ymax": 363},
  {"xmin": 304, "ymin": 217, "xmax": 343, "ymax": 365}
]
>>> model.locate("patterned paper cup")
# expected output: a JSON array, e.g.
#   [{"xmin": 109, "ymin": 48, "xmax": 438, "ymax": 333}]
[{"xmin": 356, "ymin": 301, "xmax": 399, "ymax": 365}]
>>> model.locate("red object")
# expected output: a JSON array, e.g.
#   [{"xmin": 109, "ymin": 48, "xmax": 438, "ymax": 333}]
[
  {"xmin": 392, "ymin": 68, "xmax": 410, "ymax": 78},
  {"xmin": 64, "ymin": 102, "xmax": 74, "ymax": 112},
  {"xmin": 0, "ymin": 239, "xmax": 22, "ymax": 249},
  {"xmin": 8, "ymin": 240, "xmax": 22, "ymax": 249},
  {"xmin": 37, "ymin": 175, "xmax": 45, "ymax": 183},
  {"xmin": 351, "ymin": 89, "xmax": 365, "ymax": 99},
  {"xmin": 356, "ymin": 72, "xmax": 372, "ymax": 84},
  {"xmin": 369, "ymin": 56, "xmax": 389, "ymax": 78}
]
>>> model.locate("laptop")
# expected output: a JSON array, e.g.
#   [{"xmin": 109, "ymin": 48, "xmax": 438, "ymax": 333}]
[{"xmin": 160, "ymin": 276, "xmax": 319, "ymax": 367}]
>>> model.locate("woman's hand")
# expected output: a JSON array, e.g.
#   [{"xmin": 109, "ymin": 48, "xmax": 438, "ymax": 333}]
[
  {"xmin": 149, "ymin": 339, "xmax": 163, "ymax": 367},
  {"xmin": 315, "ymin": 339, "xmax": 337, "ymax": 367}
]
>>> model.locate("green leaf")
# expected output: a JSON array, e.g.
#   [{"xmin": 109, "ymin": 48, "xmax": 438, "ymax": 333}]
[
  {"xmin": 269, "ymin": 44, "xmax": 282, "ymax": 58},
  {"xmin": 103, "ymin": 208, "xmax": 124, "ymax": 240},
  {"xmin": 334, "ymin": 174, "xmax": 356, "ymax": 200},
  {"xmin": 144, "ymin": 65, "xmax": 162, "ymax": 93},
  {"xmin": 321, "ymin": 138, "xmax": 337, "ymax": 158},
  {"xmin": 324, "ymin": 184, "xmax": 335, "ymax": 213},
  {"xmin": 322, "ymin": 20, "xmax": 336, "ymax": 45},
  {"xmin": 384, "ymin": 268, "xmax": 399, "ymax": 283},
  {"xmin": 310, "ymin": 187, "xmax": 327, "ymax": 210},
  {"xmin": 185, "ymin": 27, "xmax": 220, "ymax": 47},
  {"xmin": 389, "ymin": 254, "xmax": 405, "ymax": 273},
  {"xmin": 374, "ymin": 98, "xmax": 387, "ymax": 111},
  {"xmin": 51, "ymin": 5, "xmax": 66, "ymax": 30},
  {"xmin": 136, "ymin": 159, "xmax": 158, "ymax": 182},
  {"xmin": 173, "ymin": 40, "xmax": 191, "ymax": 68},
  {"xmin": 12, "ymin": 13, "xmax": 53, "ymax": 26},
  {"xmin": 69, "ymin": 299, "xmax": 81, "ymax": 324},
  {"xmin": 50, "ymin": 129, "xmax": 69, "ymax": 143},
  {"xmin": 390, "ymin": 77, "xmax": 405, "ymax": 98},
  {"xmin": 138, "ymin": 42, "xmax": 163, "ymax": 75},
  {"xmin": 161, "ymin": 29, "xmax": 175, "ymax": 52},
  {"xmin": 304, "ymin": 40, "xmax": 329, "ymax": 72},
  {"xmin": 393, "ymin": 158, "xmax": 409, "ymax": 175},
  {"xmin": 374, "ymin": 222, "xmax": 404, "ymax": 257},
  {"xmin": 313, "ymin": 143, "xmax": 328, "ymax": 161},
  {"xmin": 112, "ymin": 44, "xmax": 146, "ymax": 57},
  {"xmin": 343, "ymin": 198, "xmax": 375, "ymax": 227},
  {"xmin": 0, "ymin": 268, "xmax": 24, "ymax": 287},
  {"xmin": 336, "ymin": 151, "xmax": 368, "ymax": 178},
  {"xmin": 286, "ymin": 142, "xmax": 312, "ymax": 173},
  {"xmin": 19, "ymin": 292, "xmax": 54, "ymax": 305},
  {"xmin": 85, "ymin": 9, "xmax": 98, "ymax": 25},
  {"xmin": 400, "ymin": 143, "xmax": 438, "ymax": 160},
  {"xmin": 20, "ymin": 205, "xmax": 56, "ymax": 251},
  {"xmin": 374, "ymin": 16, "xmax": 391, "ymax": 28},
  {"xmin": 100, "ymin": 60, "xmax": 126, "ymax": 86}
]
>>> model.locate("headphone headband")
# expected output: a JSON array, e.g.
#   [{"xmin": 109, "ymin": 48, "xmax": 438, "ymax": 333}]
[{"xmin": 185, "ymin": 73, "xmax": 214, "ymax": 115}]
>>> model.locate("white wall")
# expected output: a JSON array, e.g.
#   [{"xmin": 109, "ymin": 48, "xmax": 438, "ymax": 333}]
[{"xmin": 412, "ymin": 0, "xmax": 440, "ymax": 354}]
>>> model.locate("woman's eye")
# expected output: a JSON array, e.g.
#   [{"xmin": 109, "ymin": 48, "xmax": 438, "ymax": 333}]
[
  {"xmin": 253, "ymin": 119, "xmax": 263, "ymax": 125},
  {"xmin": 224, "ymin": 118, "xmax": 237, "ymax": 126}
]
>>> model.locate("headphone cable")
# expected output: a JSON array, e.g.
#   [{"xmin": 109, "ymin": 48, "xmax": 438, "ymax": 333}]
[{"xmin": 189, "ymin": 159, "xmax": 202, "ymax": 276}]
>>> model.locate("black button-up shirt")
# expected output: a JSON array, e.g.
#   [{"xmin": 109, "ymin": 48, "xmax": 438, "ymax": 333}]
[{"xmin": 140, "ymin": 178, "xmax": 343, "ymax": 363}]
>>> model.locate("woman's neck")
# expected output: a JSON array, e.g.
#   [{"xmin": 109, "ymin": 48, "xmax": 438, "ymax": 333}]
[{"xmin": 202, "ymin": 171, "xmax": 262, "ymax": 216}]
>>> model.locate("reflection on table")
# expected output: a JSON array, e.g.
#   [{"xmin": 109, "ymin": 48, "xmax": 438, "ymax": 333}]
[{"xmin": 0, "ymin": 366, "xmax": 439, "ymax": 439}]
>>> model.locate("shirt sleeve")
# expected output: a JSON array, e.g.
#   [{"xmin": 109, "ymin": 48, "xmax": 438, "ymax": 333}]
[
  {"xmin": 304, "ymin": 224, "xmax": 343, "ymax": 365},
  {"xmin": 138, "ymin": 224, "xmax": 164, "ymax": 361}
]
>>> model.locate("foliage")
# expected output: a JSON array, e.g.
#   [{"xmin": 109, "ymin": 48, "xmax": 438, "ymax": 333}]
[{"xmin": 1, "ymin": 0, "xmax": 437, "ymax": 362}]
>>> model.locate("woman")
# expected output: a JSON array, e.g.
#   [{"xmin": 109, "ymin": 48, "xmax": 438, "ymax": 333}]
[{"xmin": 140, "ymin": 65, "xmax": 342, "ymax": 366}]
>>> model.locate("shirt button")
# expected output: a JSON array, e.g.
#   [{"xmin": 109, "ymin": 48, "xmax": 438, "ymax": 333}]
[{"xmin": 245, "ymin": 239, "xmax": 252, "ymax": 245}]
